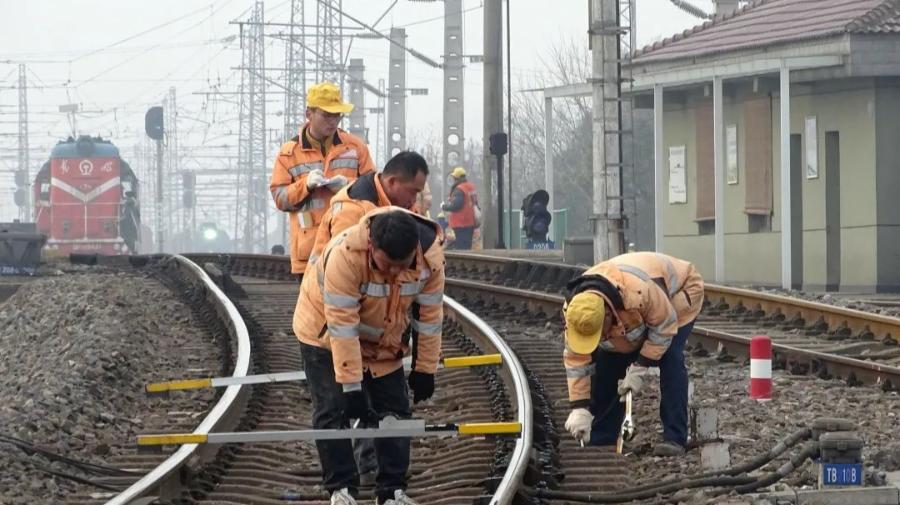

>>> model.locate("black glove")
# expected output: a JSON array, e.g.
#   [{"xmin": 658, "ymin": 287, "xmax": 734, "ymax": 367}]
[
  {"xmin": 407, "ymin": 371, "xmax": 435, "ymax": 404},
  {"xmin": 342, "ymin": 390, "xmax": 377, "ymax": 426}
]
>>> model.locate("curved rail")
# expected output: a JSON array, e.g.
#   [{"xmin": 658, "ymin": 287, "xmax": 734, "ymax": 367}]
[
  {"xmin": 106, "ymin": 255, "xmax": 251, "ymax": 505},
  {"xmin": 444, "ymin": 296, "xmax": 533, "ymax": 505}
]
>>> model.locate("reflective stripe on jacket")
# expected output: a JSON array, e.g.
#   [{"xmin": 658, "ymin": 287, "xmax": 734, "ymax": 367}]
[
  {"xmin": 293, "ymin": 207, "xmax": 445, "ymax": 387},
  {"xmin": 447, "ymin": 180, "xmax": 477, "ymax": 228},
  {"xmin": 269, "ymin": 124, "xmax": 375, "ymax": 274},
  {"xmin": 563, "ymin": 252, "xmax": 705, "ymax": 403}
]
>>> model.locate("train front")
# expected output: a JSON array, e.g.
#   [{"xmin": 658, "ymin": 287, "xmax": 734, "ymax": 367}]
[{"xmin": 34, "ymin": 136, "xmax": 138, "ymax": 255}]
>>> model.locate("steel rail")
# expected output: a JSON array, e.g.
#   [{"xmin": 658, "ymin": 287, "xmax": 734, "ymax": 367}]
[
  {"xmin": 445, "ymin": 296, "xmax": 533, "ymax": 505},
  {"xmin": 445, "ymin": 277, "xmax": 900, "ymax": 387},
  {"xmin": 105, "ymin": 255, "xmax": 251, "ymax": 505},
  {"xmin": 444, "ymin": 251, "xmax": 900, "ymax": 344}
]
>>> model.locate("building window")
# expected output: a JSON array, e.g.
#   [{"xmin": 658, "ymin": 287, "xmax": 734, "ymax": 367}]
[
  {"xmin": 698, "ymin": 220, "xmax": 715, "ymax": 236},
  {"xmin": 748, "ymin": 214, "xmax": 771, "ymax": 233}
]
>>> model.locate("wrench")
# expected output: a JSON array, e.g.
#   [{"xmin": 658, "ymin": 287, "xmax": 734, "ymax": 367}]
[{"xmin": 616, "ymin": 391, "xmax": 635, "ymax": 454}]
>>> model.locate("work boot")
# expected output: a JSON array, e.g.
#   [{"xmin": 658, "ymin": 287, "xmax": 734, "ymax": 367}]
[
  {"xmin": 652, "ymin": 441, "xmax": 686, "ymax": 457},
  {"xmin": 330, "ymin": 488, "xmax": 357, "ymax": 505},
  {"xmin": 376, "ymin": 489, "xmax": 420, "ymax": 505}
]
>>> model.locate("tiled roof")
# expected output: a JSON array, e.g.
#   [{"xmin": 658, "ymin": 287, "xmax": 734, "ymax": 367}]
[{"xmin": 633, "ymin": 0, "xmax": 900, "ymax": 64}]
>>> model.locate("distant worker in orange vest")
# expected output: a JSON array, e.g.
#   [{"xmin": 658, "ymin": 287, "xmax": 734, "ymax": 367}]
[
  {"xmin": 269, "ymin": 82, "xmax": 375, "ymax": 281},
  {"xmin": 440, "ymin": 167, "xmax": 480, "ymax": 250}
]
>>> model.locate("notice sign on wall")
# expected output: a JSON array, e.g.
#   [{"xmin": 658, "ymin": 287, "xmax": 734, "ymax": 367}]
[
  {"xmin": 726, "ymin": 125, "xmax": 738, "ymax": 185},
  {"xmin": 806, "ymin": 116, "xmax": 818, "ymax": 179},
  {"xmin": 669, "ymin": 145, "xmax": 687, "ymax": 204}
]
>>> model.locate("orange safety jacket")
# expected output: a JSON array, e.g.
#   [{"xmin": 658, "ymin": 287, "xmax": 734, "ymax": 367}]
[
  {"xmin": 446, "ymin": 180, "xmax": 478, "ymax": 229},
  {"xmin": 309, "ymin": 171, "xmax": 392, "ymax": 265},
  {"xmin": 563, "ymin": 252, "xmax": 705, "ymax": 404},
  {"xmin": 293, "ymin": 207, "xmax": 445, "ymax": 387},
  {"xmin": 269, "ymin": 124, "xmax": 375, "ymax": 274}
]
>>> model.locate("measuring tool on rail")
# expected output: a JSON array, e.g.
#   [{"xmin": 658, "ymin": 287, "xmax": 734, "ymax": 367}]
[
  {"xmin": 137, "ymin": 416, "xmax": 521, "ymax": 449},
  {"xmin": 145, "ymin": 354, "xmax": 503, "ymax": 396}
]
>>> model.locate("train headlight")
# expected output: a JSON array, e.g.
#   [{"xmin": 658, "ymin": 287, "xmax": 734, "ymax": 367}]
[{"xmin": 203, "ymin": 228, "xmax": 219, "ymax": 241}]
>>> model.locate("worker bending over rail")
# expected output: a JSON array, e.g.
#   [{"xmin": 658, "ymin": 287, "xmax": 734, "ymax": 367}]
[
  {"xmin": 563, "ymin": 252, "xmax": 705, "ymax": 456},
  {"xmin": 294, "ymin": 207, "xmax": 445, "ymax": 505}
]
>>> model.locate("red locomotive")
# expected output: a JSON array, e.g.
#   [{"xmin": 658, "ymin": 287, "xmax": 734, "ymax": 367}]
[{"xmin": 33, "ymin": 136, "xmax": 140, "ymax": 255}]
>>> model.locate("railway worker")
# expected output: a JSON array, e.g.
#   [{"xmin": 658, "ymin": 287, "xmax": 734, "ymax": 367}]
[
  {"xmin": 293, "ymin": 207, "xmax": 444, "ymax": 505},
  {"xmin": 309, "ymin": 150, "xmax": 430, "ymax": 265},
  {"xmin": 562, "ymin": 252, "xmax": 704, "ymax": 457},
  {"xmin": 440, "ymin": 167, "xmax": 480, "ymax": 250},
  {"xmin": 269, "ymin": 82, "xmax": 375, "ymax": 282}
]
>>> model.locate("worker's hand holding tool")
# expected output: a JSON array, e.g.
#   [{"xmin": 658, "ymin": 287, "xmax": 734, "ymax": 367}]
[
  {"xmin": 343, "ymin": 390, "xmax": 377, "ymax": 426},
  {"xmin": 565, "ymin": 407, "xmax": 593, "ymax": 444},
  {"xmin": 617, "ymin": 364, "xmax": 648, "ymax": 399}
]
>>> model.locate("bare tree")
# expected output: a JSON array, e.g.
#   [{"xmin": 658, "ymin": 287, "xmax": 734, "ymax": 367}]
[{"xmin": 509, "ymin": 40, "xmax": 594, "ymax": 236}]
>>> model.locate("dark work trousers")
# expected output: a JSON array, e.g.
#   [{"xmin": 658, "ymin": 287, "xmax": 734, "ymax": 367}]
[
  {"xmin": 450, "ymin": 226, "xmax": 474, "ymax": 249},
  {"xmin": 300, "ymin": 342, "xmax": 411, "ymax": 500},
  {"xmin": 588, "ymin": 319, "xmax": 695, "ymax": 447}
]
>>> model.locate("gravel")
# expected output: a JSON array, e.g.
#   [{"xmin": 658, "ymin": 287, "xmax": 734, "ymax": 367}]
[
  {"xmin": 622, "ymin": 348, "xmax": 900, "ymax": 503},
  {"xmin": 0, "ymin": 267, "xmax": 221, "ymax": 504}
]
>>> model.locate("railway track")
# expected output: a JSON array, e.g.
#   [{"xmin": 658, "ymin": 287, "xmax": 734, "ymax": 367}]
[
  {"xmin": 99, "ymin": 252, "xmax": 900, "ymax": 505},
  {"xmin": 105, "ymin": 254, "xmax": 531, "ymax": 505},
  {"xmin": 444, "ymin": 252, "xmax": 900, "ymax": 388}
]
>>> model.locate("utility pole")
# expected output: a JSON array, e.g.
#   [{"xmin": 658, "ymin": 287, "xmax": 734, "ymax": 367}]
[
  {"xmin": 388, "ymin": 27, "xmax": 407, "ymax": 158},
  {"xmin": 156, "ymin": 137, "xmax": 165, "ymax": 253},
  {"xmin": 443, "ymin": 0, "xmax": 465, "ymax": 210},
  {"xmin": 165, "ymin": 87, "xmax": 180, "ymax": 244},
  {"xmin": 237, "ymin": 1, "xmax": 268, "ymax": 253},
  {"xmin": 281, "ymin": 0, "xmax": 306, "ymax": 248},
  {"xmin": 590, "ymin": 0, "xmax": 625, "ymax": 261},
  {"xmin": 317, "ymin": 0, "xmax": 344, "ymax": 88},
  {"xmin": 377, "ymin": 78, "xmax": 386, "ymax": 166},
  {"xmin": 483, "ymin": 0, "xmax": 503, "ymax": 248},
  {"xmin": 17, "ymin": 64, "xmax": 30, "ymax": 222},
  {"xmin": 347, "ymin": 58, "xmax": 366, "ymax": 141}
]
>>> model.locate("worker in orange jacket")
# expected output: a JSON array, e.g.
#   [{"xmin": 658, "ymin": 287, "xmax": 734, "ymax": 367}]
[
  {"xmin": 294, "ymin": 207, "xmax": 444, "ymax": 505},
  {"xmin": 309, "ymin": 151, "xmax": 429, "ymax": 265},
  {"xmin": 562, "ymin": 252, "xmax": 704, "ymax": 456},
  {"xmin": 269, "ymin": 82, "xmax": 375, "ymax": 280},
  {"xmin": 440, "ymin": 167, "xmax": 479, "ymax": 250}
]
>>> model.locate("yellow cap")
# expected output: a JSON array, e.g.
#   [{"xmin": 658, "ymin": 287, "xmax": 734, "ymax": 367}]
[
  {"xmin": 451, "ymin": 166, "xmax": 466, "ymax": 178},
  {"xmin": 307, "ymin": 82, "xmax": 354, "ymax": 114},
  {"xmin": 564, "ymin": 292, "xmax": 606, "ymax": 354}
]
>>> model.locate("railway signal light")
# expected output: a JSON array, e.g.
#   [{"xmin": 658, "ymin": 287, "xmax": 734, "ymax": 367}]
[
  {"xmin": 521, "ymin": 190, "xmax": 552, "ymax": 247},
  {"xmin": 489, "ymin": 132, "xmax": 507, "ymax": 156},
  {"xmin": 145, "ymin": 106, "xmax": 164, "ymax": 140}
]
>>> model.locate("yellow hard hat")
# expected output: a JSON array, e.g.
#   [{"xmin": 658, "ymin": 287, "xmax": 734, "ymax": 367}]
[
  {"xmin": 564, "ymin": 291, "xmax": 606, "ymax": 354},
  {"xmin": 451, "ymin": 166, "xmax": 466, "ymax": 178},
  {"xmin": 307, "ymin": 82, "xmax": 354, "ymax": 114}
]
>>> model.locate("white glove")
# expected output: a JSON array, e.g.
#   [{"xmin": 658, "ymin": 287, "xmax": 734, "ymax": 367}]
[
  {"xmin": 306, "ymin": 169, "xmax": 325, "ymax": 190},
  {"xmin": 564, "ymin": 408, "xmax": 593, "ymax": 443},
  {"xmin": 324, "ymin": 174, "xmax": 349, "ymax": 192},
  {"xmin": 617, "ymin": 364, "xmax": 649, "ymax": 398}
]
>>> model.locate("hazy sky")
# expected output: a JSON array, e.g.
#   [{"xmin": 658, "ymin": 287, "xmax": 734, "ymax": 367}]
[{"xmin": 0, "ymin": 0, "xmax": 714, "ymax": 221}]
